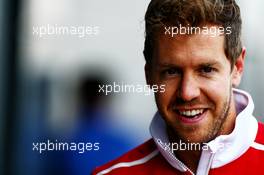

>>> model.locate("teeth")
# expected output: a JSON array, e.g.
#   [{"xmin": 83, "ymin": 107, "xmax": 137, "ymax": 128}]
[{"xmin": 179, "ymin": 109, "xmax": 204, "ymax": 117}]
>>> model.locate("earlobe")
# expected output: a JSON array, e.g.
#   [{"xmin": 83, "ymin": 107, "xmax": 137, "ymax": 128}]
[{"xmin": 232, "ymin": 47, "xmax": 246, "ymax": 87}]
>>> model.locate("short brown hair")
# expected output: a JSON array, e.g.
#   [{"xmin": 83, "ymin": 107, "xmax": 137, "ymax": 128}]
[{"xmin": 143, "ymin": 0, "xmax": 242, "ymax": 69}]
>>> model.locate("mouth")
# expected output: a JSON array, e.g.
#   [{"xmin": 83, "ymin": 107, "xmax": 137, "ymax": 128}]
[{"xmin": 174, "ymin": 108, "xmax": 207, "ymax": 124}]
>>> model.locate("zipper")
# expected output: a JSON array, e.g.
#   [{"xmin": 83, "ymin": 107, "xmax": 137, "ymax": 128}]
[
  {"xmin": 157, "ymin": 139, "xmax": 195, "ymax": 175},
  {"xmin": 167, "ymin": 149, "xmax": 195, "ymax": 175},
  {"xmin": 168, "ymin": 150, "xmax": 215, "ymax": 175}
]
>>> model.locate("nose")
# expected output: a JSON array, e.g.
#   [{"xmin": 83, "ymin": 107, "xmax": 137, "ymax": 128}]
[{"xmin": 178, "ymin": 73, "xmax": 200, "ymax": 102}]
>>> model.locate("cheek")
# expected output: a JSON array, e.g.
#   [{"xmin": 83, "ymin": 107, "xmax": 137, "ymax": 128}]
[
  {"xmin": 155, "ymin": 81, "xmax": 177, "ymax": 110},
  {"xmin": 201, "ymin": 77, "xmax": 231, "ymax": 110}
]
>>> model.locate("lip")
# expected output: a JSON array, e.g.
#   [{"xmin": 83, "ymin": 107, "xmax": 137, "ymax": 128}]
[{"xmin": 174, "ymin": 109, "xmax": 207, "ymax": 124}]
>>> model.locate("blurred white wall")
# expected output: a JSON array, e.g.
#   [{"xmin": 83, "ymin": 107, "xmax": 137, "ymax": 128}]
[{"xmin": 239, "ymin": 0, "xmax": 264, "ymax": 121}]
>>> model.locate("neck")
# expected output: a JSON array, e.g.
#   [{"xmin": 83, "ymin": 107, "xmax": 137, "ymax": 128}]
[
  {"xmin": 217, "ymin": 95, "xmax": 237, "ymax": 137},
  {"xmin": 177, "ymin": 149, "xmax": 201, "ymax": 173},
  {"xmin": 167, "ymin": 130, "xmax": 201, "ymax": 173}
]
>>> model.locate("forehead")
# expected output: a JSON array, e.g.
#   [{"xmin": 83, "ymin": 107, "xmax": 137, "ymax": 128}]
[{"xmin": 153, "ymin": 29, "xmax": 228, "ymax": 67}]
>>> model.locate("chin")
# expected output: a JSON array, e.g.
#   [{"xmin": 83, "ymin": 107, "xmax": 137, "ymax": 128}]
[{"xmin": 172, "ymin": 124, "xmax": 213, "ymax": 144}]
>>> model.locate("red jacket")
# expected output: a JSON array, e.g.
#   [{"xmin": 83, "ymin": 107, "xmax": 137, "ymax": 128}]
[
  {"xmin": 93, "ymin": 124, "xmax": 264, "ymax": 175},
  {"xmin": 92, "ymin": 89, "xmax": 264, "ymax": 175}
]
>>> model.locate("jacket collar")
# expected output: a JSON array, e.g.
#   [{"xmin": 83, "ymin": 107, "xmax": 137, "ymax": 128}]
[{"xmin": 150, "ymin": 88, "xmax": 258, "ymax": 173}]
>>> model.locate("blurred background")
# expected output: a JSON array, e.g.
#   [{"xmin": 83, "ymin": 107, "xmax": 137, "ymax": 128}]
[{"xmin": 0, "ymin": 0, "xmax": 263, "ymax": 175}]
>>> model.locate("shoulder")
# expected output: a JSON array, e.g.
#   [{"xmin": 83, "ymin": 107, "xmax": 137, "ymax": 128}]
[
  {"xmin": 251, "ymin": 122, "xmax": 264, "ymax": 151},
  {"xmin": 92, "ymin": 139, "xmax": 159, "ymax": 175}
]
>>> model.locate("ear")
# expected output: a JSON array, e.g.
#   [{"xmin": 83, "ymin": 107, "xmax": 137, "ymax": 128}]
[
  {"xmin": 145, "ymin": 63, "xmax": 153, "ymax": 86},
  {"xmin": 232, "ymin": 47, "xmax": 246, "ymax": 87}
]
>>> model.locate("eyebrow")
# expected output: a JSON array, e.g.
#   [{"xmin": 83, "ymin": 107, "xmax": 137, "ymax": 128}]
[
  {"xmin": 156, "ymin": 60, "xmax": 222, "ymax": 69},
  {"xmin": 197, "ymin": 62, "xmax": 222, "ymax": 68}
]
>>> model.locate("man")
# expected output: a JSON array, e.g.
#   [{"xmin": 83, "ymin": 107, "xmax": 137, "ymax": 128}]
[{"xmin": 92, "ymin": 0, "xmax": 264, "ymax": 174}]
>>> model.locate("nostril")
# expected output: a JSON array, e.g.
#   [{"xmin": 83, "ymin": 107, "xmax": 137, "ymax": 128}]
[{"xmin": 178, "ymin": 88, "xmax": 200, "ymax": 102}]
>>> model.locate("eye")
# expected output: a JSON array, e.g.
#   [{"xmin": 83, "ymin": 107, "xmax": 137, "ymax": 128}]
[
  {"xmin": 163, "ymin": 68, "xmax": 181, "ymax": 76},
  {"xmin": 200, "ymin": 66, "xmax": 216, "ymax": 74}
]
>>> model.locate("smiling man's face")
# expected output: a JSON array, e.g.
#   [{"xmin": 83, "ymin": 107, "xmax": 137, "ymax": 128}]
[{"xmin": 146, "ymin": 25, "xmax": 244, "ymax": 143}]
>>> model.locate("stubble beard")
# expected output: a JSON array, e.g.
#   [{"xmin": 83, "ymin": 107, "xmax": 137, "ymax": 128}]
[
  {"xmin": 166, "ymin": 86, "xmax": 233, "ymax": 144},
  {"xmin": 204, "ymin": 89, "xmax": 232, "ymax": 143}
]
